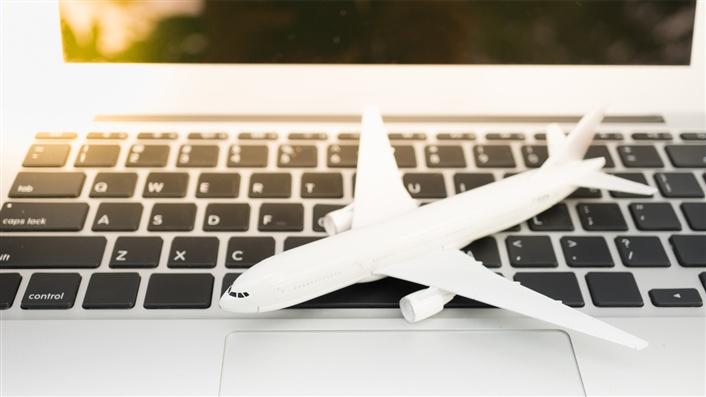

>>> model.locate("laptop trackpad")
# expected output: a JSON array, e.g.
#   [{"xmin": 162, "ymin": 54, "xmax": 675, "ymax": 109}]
[{"xmin": 219, "ymin": 330, "xmax": 584, "ymax": 396}]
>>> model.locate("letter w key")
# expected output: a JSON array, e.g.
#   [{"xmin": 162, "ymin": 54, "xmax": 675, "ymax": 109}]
[{"xmin": 143, "ymin": 173, "xmax": 189, "ymax": 198}]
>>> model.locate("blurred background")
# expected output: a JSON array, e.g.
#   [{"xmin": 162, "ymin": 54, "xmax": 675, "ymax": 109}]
[{"xmin": 60, "ymin": 0, "xmax": 696, "ymax": 65}]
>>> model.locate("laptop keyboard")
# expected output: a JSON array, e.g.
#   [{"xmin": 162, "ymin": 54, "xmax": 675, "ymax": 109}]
[{"xmin": 1, "ymin": 125, "xmax": 705, "ymax": 316}]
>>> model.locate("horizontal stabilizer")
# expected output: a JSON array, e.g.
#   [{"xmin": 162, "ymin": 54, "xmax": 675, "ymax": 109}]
[{"xmin": 575, "ymin": 171, "xmax": 657, "ymax": 196}]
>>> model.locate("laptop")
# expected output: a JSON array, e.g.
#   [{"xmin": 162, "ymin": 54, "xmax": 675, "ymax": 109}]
[{"xmin": 1, "ymin": 1, "xmax": 704, "ymax": 395}]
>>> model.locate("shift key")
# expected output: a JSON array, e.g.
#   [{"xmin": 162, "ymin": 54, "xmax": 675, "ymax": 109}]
[
  {"xmin": 0, "ymin": 236, "xmax": 106, "ymax": 268},
  {"xmin": 0, "ymin": 202, "xmax": 88, "ymax": 231}
]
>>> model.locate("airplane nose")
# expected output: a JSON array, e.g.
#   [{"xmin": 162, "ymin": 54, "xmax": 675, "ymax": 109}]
[{"xmin": 219, "ymin": 283, "xmax": 260, "ymax": 313}]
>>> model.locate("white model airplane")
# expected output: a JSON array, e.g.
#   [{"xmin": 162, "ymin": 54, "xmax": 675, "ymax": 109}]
[{"xmin": 221, "ymin": 108, "xmax": 657, "ymax": 350}]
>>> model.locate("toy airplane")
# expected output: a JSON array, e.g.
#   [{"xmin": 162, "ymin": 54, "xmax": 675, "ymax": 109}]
[{"xmin": 221, "ymin": 108, "xmax": 657, "ymax": 350}]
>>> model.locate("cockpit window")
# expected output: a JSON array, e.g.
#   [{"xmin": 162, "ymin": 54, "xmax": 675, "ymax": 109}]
[{"xmin": 228, "ymin": 288, "xmax": 249, "ymax": 299}]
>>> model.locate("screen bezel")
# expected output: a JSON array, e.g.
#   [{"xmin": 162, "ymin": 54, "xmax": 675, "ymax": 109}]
[{"xmin": 7, "ymin": 1, "xmax": 705, "ymax": 119}]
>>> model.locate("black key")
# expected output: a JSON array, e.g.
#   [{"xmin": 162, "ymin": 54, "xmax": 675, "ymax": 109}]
[
  {"xmin": 617, "ymin": 145, "xmax": 664, "ymax": 168},
  {"xmin": 577, "ymin": 203, "xmax": 627, "ymax": 231},
  {"xmin": 389, "ymin": 132, "xmax": 426, "ymax": 140},
  {"xmin": 632, "ymin": 132, "xmax": 672, "ymax": 141},
  {"xmin": 301, "ymin": 277, "xmax": 492, "ymax": 309},
  {"xmin": 10, "ymin": 172, "xmax": 85, "ymax": 198},
  {"xmin": 23, "ymin": 144, "xmax": 70, "ymax": 167},
  {"xmin": 655, "ymin": 172, "xmax": 704, "ymax": 198},
  {"xmin": 649, "ymin": 289, "xmax": 702, "ymax": 307},
  {"xmin": 700, "ymin": 273, "xmax": 706, "ymax": 292},
  {"xmin": 403, "ymin": 173, "xmax": 446, "ymax": 198},
  {"xmin": 0, "ymin": 202, "xmax": 88, "ymax": 231},
  {"xmin": 595, "ymin": 132, "xmax": 624, "ymax": 141},
  {"xmin": 327, "ymin": 144, "xmax": 358, "ymax": 168},
  {"xmin": 238, "ymin": 132, "xmax": 277, "ymax": 140},
  {"xmin": 143, "ymin": 173, "xmax": 189, "ymax": 198},
  {"xmin": 473, "ymin": 145, "xmax": 515, "ymax": 168},
  {"xmin": 337, "ymin": 132, "xmax": 359, "ymax": 140},
  {"xmin": 453, "ymin": 173, "xmax": 494, "ymax": 193},
  {"xmin": 585, "ymin": 145, "xmax": 614, "ymax": 168},
  {"xmin": 506, "ymin": 236, "xmax": 557, "ymax": 267},
  {"xmin": 188, "ymin": 132, "xmax": 228, "ymax": 140},
  {"xmin": 393, "ymin": 145, "xmax": 417, "ymax": 168},
  {"xmin": 460, "ymin": 237, "xmax": 500, "ymax": 268},
  {"xmin": 0, "ymin": 273, "xmax": 21, "ymax": 309},
  {"xmin": 177, "ymin": 145, "xmax": 219, "ymax": 167},
  {"xmin": 609, "ymin": 173, "xmax": 652, "ymax": 198},
  {"xmin": 278, "ymin": 144, "xmax": 317, "ymax": 167},
  {"xmin": 301, "ymin": 173, "xmax": 343, "ymax": 198},
  {"xmin": 228, "ymin": 145, "xmax": 268, "ymax": 167},
  {"xmin": 670, "ymin": 235, "xmax": 706, "ymax": 267},
  {"xmin": 561, "ymin": 236, "xmax": 613, "ymax": 267},
  {"xmin": 259, "ymin": 203, "xmax": 303, "ymax": 231},
  {"xmin": 0, "ymin": 237, "xmax": 105, "ymax": 269},
  {"xmin": 425, "ymin": 145, "xmax": 466, "ymax": 168},
  {"xmin": 681, "ymin": 203, "xmax": 706, "ymax": 230},
  {"xmin": 21, "ymin": 273, "xmax": 81, "ymax": 309},
  {"xmin": 92, "ymin": 203, "xmax": 143, "ymax": 231},
  {"xmin": 144, "ymin": 274, "xmax": 213, "ymax": 309},
  {"xmin": 629, "ymin": 203, "xmax": 681, "ymax": 231},
  {"xmin": 137, "ymin": 132, "xmax": 177, "ymax": 140},
  {"xmin": 312, "ymin": 204, "xmax": 345, "ymax": 232},
  {"xmin": 665, "ymin": 145, "xmax": 706, "ymax": 168},
  {"xmin": 284, "ymin": 236, "xmax": 324, "ymax": 250},
  {"xmin": 528, "ymin": 204, "xmax": 573, "ymax": 231},
  {"xmin": 681, "ymin": 132, "xmax": 706, "ymax": 141},
  {"xmin": 615, "ymin": 236, "xmax": 669, "ymax": 267},
  {"xmin": 168, "ymin": 237, "xmax": 219, "ymax": 268},
  {"xmin": 249, "ymin": 173, "xmax": 291, "ymax": 198},
  {"xmin": 203, "ymin": 204, "xmax": 250, "ymax": 231},
  {"xmin": 289, "ymin": 132, "xmax": 327, "ymax": 140},
  {"xmin": 437, "ymin": 132, "xmax": 475, "ymax": 140},
  {"xmin": 148, "ymin": 203, "xmax": 196, "ymax": 231},
  {"xmin": 486, "ymin": 132, "xmax": 524, "ymax": 141},
  {"xmin": 196, "ymin": 173, "xmax": 240, "ymax": 198},
  {"xmin": 586, "ymin": 272, "xmax": 643, "ymax": 307},
  {"xmin": 226, "ymin": 237, "xmax": 276, "ymax": 268},
  {"xmin": 222, "ymin": 273, "xmax": 240, "ymax": 295},
  {"xmin": 110, "ymin": 237, "xmax": 163, "ymax": 268},
  {"xmin": 521, "ymin": 145, "xmax": 547, "ymax": 168},
  {"xmin": 86, "ymin": 132, "xmax": 127, "ymax": 140},
  {"xmin": 514, "ymin": 272, "xmax": 584, "ymax": 307},
  {"xmin": 568, "ymin": 187, "xmax": 602, "ymax": 199},
  {"xmin": 90, "ymin": 172, "xmax": 137, "ymax": 198},
  {"xmin": 126, "ymin": 144, "xmax": 170, "ymax": 167},
  {"xmin": 74, "ymin": 144, "xmax": 120, "ymax": 167},
  {"xmin": 83, "ymin": 273, "xmax": 140, "ymax": 309},
  {"xmin": 36, "ymin": 132, "xmax": 76, "ymax": 140},
  {"xmin": 298, "ymin": 278, "xmax": 423, "ymax": 309}
]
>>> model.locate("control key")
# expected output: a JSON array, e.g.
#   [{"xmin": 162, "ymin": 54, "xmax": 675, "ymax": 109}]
[{"xmin": 21, "ymin": 273, "xmax": 81, "ymax": 309}]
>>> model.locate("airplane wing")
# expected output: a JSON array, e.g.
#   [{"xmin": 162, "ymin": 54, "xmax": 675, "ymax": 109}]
[
  {"xmin": 374, "ymin": 249, "xmax": 648, "ymax": 350},
  {"xmin": 351, "ymin": 108, "xmax": 418, "ymax": 229}
]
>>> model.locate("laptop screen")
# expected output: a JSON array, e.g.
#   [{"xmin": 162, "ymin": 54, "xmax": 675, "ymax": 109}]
[{"xmin": 60, "ymin": 0, "xmax": 697, "ymax": 65}]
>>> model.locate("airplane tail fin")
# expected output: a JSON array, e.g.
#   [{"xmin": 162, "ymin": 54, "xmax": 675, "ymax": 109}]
[
  {"xmin": 543, "ymin": 109, "xmax": 657, "ymax": 197},
  {"xmin": 542, "ymin": 108, "xmax": 604, "ymax": 168}
]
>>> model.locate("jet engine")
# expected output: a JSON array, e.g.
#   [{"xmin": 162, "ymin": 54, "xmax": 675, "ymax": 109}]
[
  {"xmin": 399, "ymin": 287, "xmax": 455, "ymax": 322},
  {"xmin": 322, "ymin": 204, "xmax": 354, "ymax": 235}
]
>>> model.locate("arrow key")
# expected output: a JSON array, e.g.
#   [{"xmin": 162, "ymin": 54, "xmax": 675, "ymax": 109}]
[{"xmin": 649, "ymin": 288, "xmax": 702, "ymax": 307}]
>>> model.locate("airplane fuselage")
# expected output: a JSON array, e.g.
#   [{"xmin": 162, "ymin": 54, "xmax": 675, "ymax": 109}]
[{"xmin": 222, "ymin": 165, "xmax": 583, "ymax": 313}]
